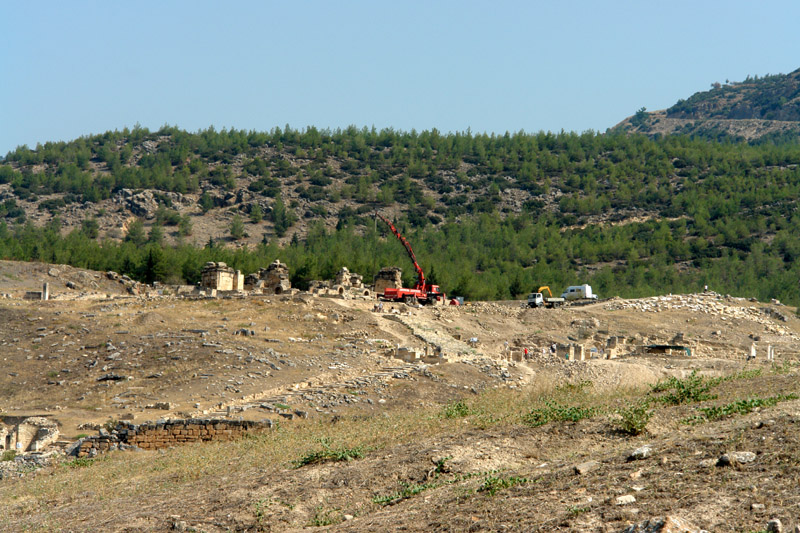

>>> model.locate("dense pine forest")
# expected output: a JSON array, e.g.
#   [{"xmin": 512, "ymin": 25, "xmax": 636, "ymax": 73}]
[{"xmin": 2, "ymin": 123, "xmax": 800, "ymax": 304}]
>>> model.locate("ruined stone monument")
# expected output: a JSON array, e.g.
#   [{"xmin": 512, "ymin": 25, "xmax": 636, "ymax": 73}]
[
  {"xmin": 244, "ymin": 259, "xmax": 291, "ymax": 294},
  {"xmin": 557, "ymin": 343, "xmax": 576, "ymax": 361},
  {"xmin": 201, "ymin": 262, "xmax": 236, "ymax": 291},
  {"xmin": 306, "ymin": 266, "xmax": 372, "ymax": 298},
  {"xmin": 0, "ymin": 417, "xmax": 59, "ymax": 453},
  {"xmin": 395, "ymin": 346, "xmax": 421, "ymax": 362},
  {"xmin": 374, "ymin": 267, "xmax": 403, "ymax": 296},
  {"xmin": 333, "ymin": 266, "xmax": 364, "ymax": 289}
]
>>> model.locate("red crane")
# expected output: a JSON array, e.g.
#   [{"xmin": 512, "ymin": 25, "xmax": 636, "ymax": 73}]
[{"xmin": 374, "ymin": 213, "xmax": 445, "ymax": 304}]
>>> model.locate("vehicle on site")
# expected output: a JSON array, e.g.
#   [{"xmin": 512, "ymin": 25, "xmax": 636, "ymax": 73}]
[
  {"xmin": 527, "ymin": 286, "xmax": 565, "ymax": 308},
  {"xmin": 560, "ymin": 284, "xmax": 598, "ymax": 301},
  {"xmin": 374, "ymin": 213, "xmax": 446, "ymax": 305}
]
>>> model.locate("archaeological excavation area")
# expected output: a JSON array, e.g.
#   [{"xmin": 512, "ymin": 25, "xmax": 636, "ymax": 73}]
[{"xmin": 1, "ymin": 259, "xmax": 800, "ymax": 532}]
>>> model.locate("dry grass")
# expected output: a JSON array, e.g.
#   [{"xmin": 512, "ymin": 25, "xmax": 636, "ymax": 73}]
[
  {"xmin": 0, "ymin": 375, "xmax": 647, "ymax": 525},
  {"xmin": 5, "ymin": 366, "xmax": 797, "ymax": 531}
]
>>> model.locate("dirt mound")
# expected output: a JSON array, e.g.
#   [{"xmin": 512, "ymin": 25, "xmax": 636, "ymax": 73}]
[{"xmin": 0, "ymin": 260, "xmax": 128, "ymax": 296}]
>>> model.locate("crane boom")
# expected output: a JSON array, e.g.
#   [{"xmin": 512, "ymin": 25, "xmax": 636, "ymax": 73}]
[{"xmin": 374, "ymin": 213, "xmax": 426, "ymax": 289}]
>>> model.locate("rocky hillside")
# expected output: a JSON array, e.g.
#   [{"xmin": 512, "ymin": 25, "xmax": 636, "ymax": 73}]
[
  {"xmin": 5, "ymin": 95, "xmax": 800, "ymax": 303},
  {"xmin": 613, "ymin": 68, "xmax": 800, "ymax": 141}
]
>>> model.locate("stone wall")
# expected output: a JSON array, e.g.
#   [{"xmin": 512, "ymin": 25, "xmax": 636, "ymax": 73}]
[{"xmin": 69, "ymin": 418, "xmax": 273, "ymax": 458}]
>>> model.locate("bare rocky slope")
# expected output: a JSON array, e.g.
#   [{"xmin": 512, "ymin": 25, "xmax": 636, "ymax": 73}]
[{"xmin": 1, "ymin": 261, "xmax": 799, "ymax": 531}]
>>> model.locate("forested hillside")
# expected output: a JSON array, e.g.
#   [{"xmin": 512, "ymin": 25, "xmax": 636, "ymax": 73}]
[
  {"xmin": 2, "ymin": 124, "xmax": 800, "ymax": 304},
  {"xmin": 614, "ymin": 68, "xmax": 800, "ymax": 141}
]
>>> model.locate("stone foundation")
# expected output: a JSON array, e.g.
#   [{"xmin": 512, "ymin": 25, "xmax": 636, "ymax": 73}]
[{"xmin": 69, "ymin": 418, "xmax": 273, "ymax": 458}]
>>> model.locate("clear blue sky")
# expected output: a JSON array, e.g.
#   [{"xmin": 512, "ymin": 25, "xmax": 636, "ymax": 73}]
[{"xmin": 2, "ymin": 1, "xmax": 799, "ymax": 156}]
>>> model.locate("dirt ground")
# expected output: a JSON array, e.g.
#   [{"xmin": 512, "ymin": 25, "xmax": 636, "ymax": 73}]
[{"xmin": 1, "ymin": 260, "xmax": 799, "ymax": 532}]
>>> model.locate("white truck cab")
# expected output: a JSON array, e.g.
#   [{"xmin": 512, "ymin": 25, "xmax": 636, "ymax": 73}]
[
  {"xmin": 560, "ymin": 284, "xmax": 598, "ymax": 301},
  {"xmin": 527, "ymin": 293, "xmax": 544, "ymax": 307}
]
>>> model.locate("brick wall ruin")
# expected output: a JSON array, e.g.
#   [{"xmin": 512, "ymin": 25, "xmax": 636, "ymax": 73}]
[{"xmin": 69, "ymin": 418, "xmax": 273, "ymax": 458}]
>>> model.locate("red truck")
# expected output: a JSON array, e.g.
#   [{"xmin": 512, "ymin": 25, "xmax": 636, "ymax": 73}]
[{"xmin": 374, "ymin": 213, "xmax": 446, "ymax": 305}]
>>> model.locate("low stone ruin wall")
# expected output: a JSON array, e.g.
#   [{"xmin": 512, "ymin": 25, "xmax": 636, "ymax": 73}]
[{"xmin": 69, "ymin": 418, "xmax": 273, "ymax": 458}]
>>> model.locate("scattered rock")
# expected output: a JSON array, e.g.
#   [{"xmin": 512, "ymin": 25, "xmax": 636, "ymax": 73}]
[
  {"xmin": 718, "ymin": 451, "xmax": 756, "ymax": 466},
  {"xmin": 621, "ymin": 515, "xmax": 704, "ymax": 533},
  {"xmin": 616, "ymin": 494, "xmax": 636, "ymax": 505},
  {"xmin": 145, "ymin": 402, "xmax": 176, "ymax": 410},
  {"xmin": 96, "ymin": 373, "xmax": 126, "ymax": 382},
  {"xmin": 767, "ymin": 519, "xmax": 782, "ymax": 533},
  {"xmin": 628, "ymin": 445, "xmax": 652, "ymax": 461},
  {"xmin": 574, "ymin": 460, "xmax": 600, "ymax": 475}
]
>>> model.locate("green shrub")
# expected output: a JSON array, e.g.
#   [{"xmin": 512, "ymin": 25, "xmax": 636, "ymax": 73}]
[
  {"xmin": 522, "ymin": 401, "xmax": 598, "ymax": 427},
  {"xmin": 441, "ymin": 400, "xmax": 472, "ymax": 419},
  {"xmin": 308, "ymin": 506, "xmax": 341, "ymax": 527},
  {"xmin": 615, "ymin": 401, "xmax": 653, "ymax": 435},
  {"xmin": 478, "ymin": 474, "xmax": 529, "ymax": 496},
  {"xmin": 63, "ymin": 457, "xmax": 94, "ymax": 468},
  {"xmin": 292, "ymin": 438, "xmax": 364, "ymax": 468},
  {"xmin": 650, "ymin": 371, "xmax": 717, "ymax": 405},
  {"xmin": 372, "ymin": 481, "xmax": 439, "ymax": 506},
  {"xmin": 696, "ymin": 394, "xmax": 798, "ymax": 422},
  {"xmin": 2, "ymin": 450, "xmax": 17, "ymax": 462}
]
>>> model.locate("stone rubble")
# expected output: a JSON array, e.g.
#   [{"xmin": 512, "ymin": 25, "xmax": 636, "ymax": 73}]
[
  {"xmin": 620, "ymin": 516, "xmax": 706, "ymax": 533},
  {"xmin": 605, "ymin": 293, "xmax": 798, "ymax": 339}
]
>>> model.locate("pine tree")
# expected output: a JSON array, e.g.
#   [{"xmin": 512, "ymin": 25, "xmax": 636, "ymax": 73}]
[
  {"xmin": 148, "ymin": 224, "xmax": 164, "ymax": 246},
  {"xmin": 178, "ymin": 214, "xmax": 193, "ymax": 237},
  {"xmin": 249, "ymin": 203, "xmax": 263, "ymax": 224},
  {"xmin": 229, "ymin": 215, "xmax": 245, "ymax": 240},
  {"xmin": 199, "ymin": 191, "xmax": 214, "ymax": 213},
  {"xmin": 125, "ymin": 219, "xmax": 146, "ymax": 246}
]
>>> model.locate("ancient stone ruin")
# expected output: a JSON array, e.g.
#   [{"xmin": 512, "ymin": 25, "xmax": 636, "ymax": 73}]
[
  {"xmin": 106, "ymin": 270, "xmax": 147, "ymax": 295},
  {"xmin": 309, "ymin": 266, "xmax": 371, "ymax": 298},
  {"xmin": 393, "ymin": 345, "xmax": 449, "ymax": 364},
  {"xmin": 23, "ymin": 282, "xmax": 50, "ymax": 301},
  {"xmin": 244, "ymin": 259, "xmax": 291, "ymax": 294},
  {"xmin": 0, "ymin": 416, "xmax": 59, "ymax": 453},
  {"xmin": 200, "ymin": 261, "xmax": 244, "ymax": 292},
  {"xmin": 373, "ymin": 266, "xmax": 403, "ymax": 296},
  {"xmin": 68, "ymin": 418, "xmax": 273, "ymax": 458}
]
